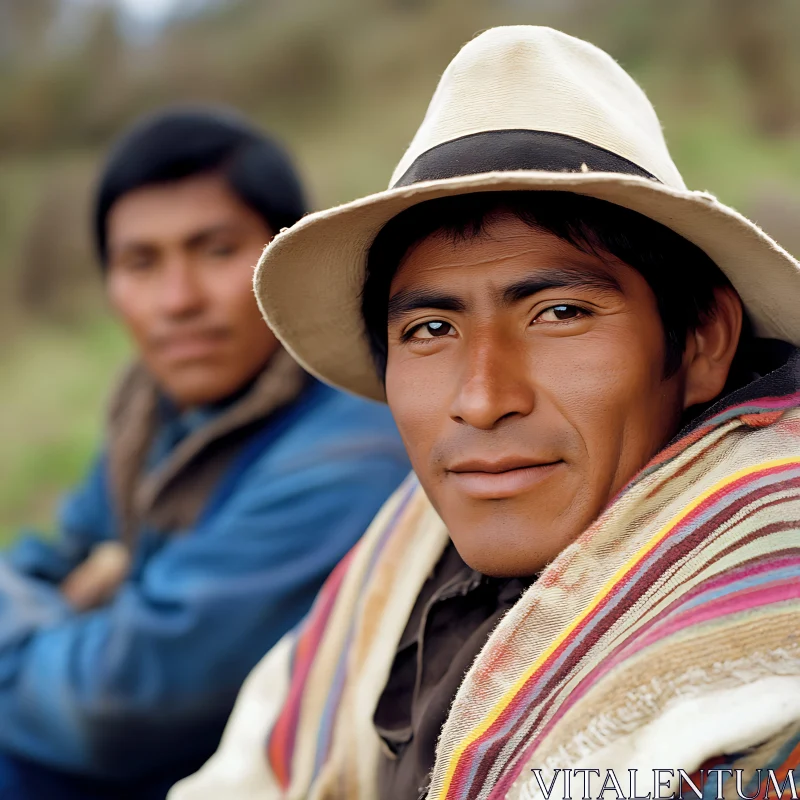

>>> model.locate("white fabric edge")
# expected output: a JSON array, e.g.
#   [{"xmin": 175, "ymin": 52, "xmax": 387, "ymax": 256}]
[{"xmin": 515, "ymin": 676, "xmax": 800, "ymax": 800}]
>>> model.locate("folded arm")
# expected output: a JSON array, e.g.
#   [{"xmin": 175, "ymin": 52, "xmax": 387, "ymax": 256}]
[{"xmin": 0, "ymin": 451, "xmax": 407, "ymax": 779}]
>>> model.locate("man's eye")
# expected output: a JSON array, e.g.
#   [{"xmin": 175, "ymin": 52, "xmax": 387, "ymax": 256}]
[
  {"xmin": 121, "ymin": 257, "xmax": 156, "ymax": 273},
  {"xmin": 207, "ymin": 243, "xmax": 238, "ymax": 258},
  {"xmin": 408, "ymin": 321, "xmax": 456, "ymax": 340},
  {"xmin": 535, "ymin": 304, "xmax": 587, "ymax": 323}
]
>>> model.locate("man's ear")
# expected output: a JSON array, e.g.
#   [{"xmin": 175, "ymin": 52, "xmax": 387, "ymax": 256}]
[{"xmin": 682, "ymin": 286, "xmax": 743, "ymax": 410}]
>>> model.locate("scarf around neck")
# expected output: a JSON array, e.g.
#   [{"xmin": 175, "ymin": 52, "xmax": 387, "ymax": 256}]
[{"xmin": 266, "ymin": 351, "xmax": 800, "ymax": 800}]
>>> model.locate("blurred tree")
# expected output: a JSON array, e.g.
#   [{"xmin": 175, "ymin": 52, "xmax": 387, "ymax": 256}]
[
  {"xmin": 716, "ymin": 0, "xmax": 800, "ymax": 136},
  {"xmin": 0, "ymin": 0, "xmax": 59, "ymax": 61},
  {"xmin": 15, "ymin": 165, "xmax": 97, "ymax": 320},
  {"xmin": 76, "ymin": 6, "xmax": 129, "ymax": 139}
]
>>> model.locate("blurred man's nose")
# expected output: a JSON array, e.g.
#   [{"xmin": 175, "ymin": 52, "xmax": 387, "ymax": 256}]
[
  {"xmin": 158, "ymin": 255, "xmax": 207, "ymax": 319},
  {"xmin": 448, "ymin": 333, "xmax": 536, "ymax": 430}
]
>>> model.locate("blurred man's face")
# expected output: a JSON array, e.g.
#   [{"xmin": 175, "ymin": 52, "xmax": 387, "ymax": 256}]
[
  {"xmin": 106, "ymin": 172, "xmax": 278, "ymax": 408},
  {"xmin": 384, "ymin": 213, "xmax": 696, "ymax": 577}
]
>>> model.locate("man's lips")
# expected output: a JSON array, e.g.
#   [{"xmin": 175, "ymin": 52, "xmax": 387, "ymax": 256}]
[
  {"xmin": 154, "ymin": 330, "xmax": 230, "ymax": 361},
  {"xmin": 446, "ymin": 456, "xmax": 564, "ymax": 500}
]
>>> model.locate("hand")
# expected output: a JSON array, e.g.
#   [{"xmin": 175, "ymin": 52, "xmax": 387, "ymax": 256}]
[{"xmin": 60, "ymin": 542, "xmax": 131, "ymax": 612}]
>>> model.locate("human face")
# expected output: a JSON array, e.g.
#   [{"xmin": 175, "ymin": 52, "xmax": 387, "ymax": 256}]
[
  {"xmin": 106, "ymin": 172, "xmax": 278, "ymax": 408},
  {"xmin": 385, "ymin": 212, "xmax": 689, "ymax": 577}
]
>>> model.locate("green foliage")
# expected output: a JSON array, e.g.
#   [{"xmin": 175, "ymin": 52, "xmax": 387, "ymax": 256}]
[{"xmin": 0, "ymin": 319, "xmax": 130, "ymax": 544}]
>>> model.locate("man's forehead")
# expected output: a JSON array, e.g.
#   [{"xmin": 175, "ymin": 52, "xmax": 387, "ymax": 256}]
[
  {"xmin": 390, "ymin": 217, "xmax": 626, "ymax": 298},
  {"xmin": 387, "ymin": 263, "xmax": 625, "ymax": 322},
  {"xmin": 106, "ymin": 176, "xmax": 254, "ymax": 251}
]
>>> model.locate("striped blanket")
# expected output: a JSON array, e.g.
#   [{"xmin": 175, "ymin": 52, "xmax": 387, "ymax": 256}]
[{"xmin": 171, "ymin": 358, "xmax": 800, "ymax": 800}]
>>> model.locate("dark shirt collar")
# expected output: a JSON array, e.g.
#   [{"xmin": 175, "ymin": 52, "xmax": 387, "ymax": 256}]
[{"xmin": 147, "ymin": 373, "xmax": 263, "ymax": 472}]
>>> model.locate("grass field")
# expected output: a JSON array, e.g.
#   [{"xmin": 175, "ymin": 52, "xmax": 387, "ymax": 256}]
[{"xmin": 0, "ymin": 319, "xmax": 130, "ymax": 543}]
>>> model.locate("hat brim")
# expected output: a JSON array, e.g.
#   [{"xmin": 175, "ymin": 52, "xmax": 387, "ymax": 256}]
[{"xmin": 254, "ymin": 170, "xmax": 800, "ymax": 402}]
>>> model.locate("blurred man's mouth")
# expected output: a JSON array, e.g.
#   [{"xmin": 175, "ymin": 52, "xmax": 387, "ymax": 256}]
[
  {"xmin": 446, "ymin": 456, "xmax": 564, "ymax": 500},
  {"xmin": 154, "ymin": 329, "xmax": 231, "ymax": 363}
]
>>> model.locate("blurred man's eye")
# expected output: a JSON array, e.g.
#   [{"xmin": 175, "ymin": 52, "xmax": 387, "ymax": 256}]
[
  {"xmin": 113, "ymin": 253, "xmax": 157, "ymax": 273},
  {"xmin": 206, "ymin": 241, "xmax": 239, "ymax": 258}
]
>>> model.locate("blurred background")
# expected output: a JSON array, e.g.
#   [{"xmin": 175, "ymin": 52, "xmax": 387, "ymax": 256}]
[{"xmin": 1, "ymin": 0, "xmax": 799, "ymax": 542}]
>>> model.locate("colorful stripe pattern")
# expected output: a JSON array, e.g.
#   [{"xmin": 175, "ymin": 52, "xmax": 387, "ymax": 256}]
[
  {"xmin": 266, "ymin": 546, "xmax": 355, "ymax": 790},
  {"xmin": 266, "ymin": 477, "xmax": 419, "ymax": 790},
  {"xmin": 633, "ymin": 390, "xmax": 800, "ymax": 483},
  {"xmin": 442, "ymin": 459, "xmax": 800, "ymax": 800}
]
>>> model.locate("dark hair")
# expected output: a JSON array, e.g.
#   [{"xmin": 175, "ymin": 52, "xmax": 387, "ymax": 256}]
[
  {"xmin": 94, "ymin": 107, "xmax": 307, "ymax": 265},
  {"xmin": 362, "ymin": 191, "xmax": 749, "ymax": 380}
]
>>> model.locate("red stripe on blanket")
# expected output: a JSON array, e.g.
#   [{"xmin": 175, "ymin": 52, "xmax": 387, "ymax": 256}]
[{"xmin": 266, "ymin": 546, "xmax": 356, "ymax": 789}]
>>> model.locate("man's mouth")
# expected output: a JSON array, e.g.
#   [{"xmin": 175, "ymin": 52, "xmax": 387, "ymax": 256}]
[
  {"xmin": 154, "ymin": 329, "xmax": 230, "ymax": 362},
  {"xmin": 446, "ymin": 456, "xmax": 564, "ymax": 500}
]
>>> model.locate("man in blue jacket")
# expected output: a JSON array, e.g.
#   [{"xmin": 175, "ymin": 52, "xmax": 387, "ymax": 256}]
[{"xmin": 0, "ymin": 108, "xmax": 409, "ymax": 799}]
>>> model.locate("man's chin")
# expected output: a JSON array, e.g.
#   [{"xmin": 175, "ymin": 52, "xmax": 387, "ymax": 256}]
[
  {"xmin": 452, "ymin": 541, "xmax": 549, "ymax": 579},
  {"xmin": 442, "ymin": 502, "xmax": 589, "ymax": 578},
  {"xmin": 153, "ymin": 362, "xmax": 245, "ymax": 409}
]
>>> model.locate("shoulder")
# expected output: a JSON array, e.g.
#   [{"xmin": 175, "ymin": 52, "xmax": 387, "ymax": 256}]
[
  {"xmin": 312, "ymin": 382, "xmax": 396, "ymax": 426},
  {"xmin": 280, "ymin": 382, "xmax": 403, "ymax": 452},
  {"xmin": 241, "ymin": 382, "xmax": 407, "ymax": 483}
]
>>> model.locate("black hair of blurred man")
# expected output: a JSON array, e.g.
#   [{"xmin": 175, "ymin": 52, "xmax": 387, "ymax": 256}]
[
  {"xmin": 94, "ymin": 107, "xmax": 307, "ymax": 409},
  {"xmin": 94, "ymin": 107, "xmax": 306, "ymax": 264}
]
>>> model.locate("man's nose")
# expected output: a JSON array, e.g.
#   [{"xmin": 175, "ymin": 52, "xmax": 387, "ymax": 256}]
[
  {"xmin": 448, "ymin": 335, "xmax": 536, "ymax": 430},
  {"xmin": 158, "ymin": 257, "xmax": 206, "ymax": 318}
]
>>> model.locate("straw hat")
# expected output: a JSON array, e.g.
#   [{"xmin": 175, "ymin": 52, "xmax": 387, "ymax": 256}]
[{"xmin": 255, "ymin": 25, "xmax": 800, "ymax": 402}]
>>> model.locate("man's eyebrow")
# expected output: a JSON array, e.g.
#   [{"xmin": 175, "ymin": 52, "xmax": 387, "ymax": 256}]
[
  {"xmin": 386, "ymin": 289, "xmax": 467, "ymax": 323},
  {"xmin": 107, "ymin": 239, "xmax": 158, "ymax": 264},
  {"xmin": 185, "ymin": 223, "xmax": 242, "ymax": 249},
  {"xmin": 499, "ymin": 268, "xmax": 622, "ymax": 305},
  {"xmin": 109, "ymin": 223, "xmax": 243, "ymax": 257}
]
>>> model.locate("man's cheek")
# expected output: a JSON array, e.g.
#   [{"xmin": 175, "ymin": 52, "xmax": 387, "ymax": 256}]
[
  {"xmin": 392, "ymin": 408, "xmax": 432, "ymax": 468},
  {"xmin": 387, "ymin": 404, "xmax": 436, "ymax": 478}
]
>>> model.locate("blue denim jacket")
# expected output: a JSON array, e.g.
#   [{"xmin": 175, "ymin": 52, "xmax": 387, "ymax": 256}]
[{"xmin": 0, "ymin": 377, "xmax": 409, "ymax": 794}]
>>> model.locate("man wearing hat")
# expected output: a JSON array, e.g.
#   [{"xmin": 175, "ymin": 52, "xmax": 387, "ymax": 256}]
[
  {"xmin": 0, "ymin": 109, "xmax": 409, "ymax": 798},
  {"xmin": 173, "ymin": 27, "xmax": 800, "ymax": 800}
]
